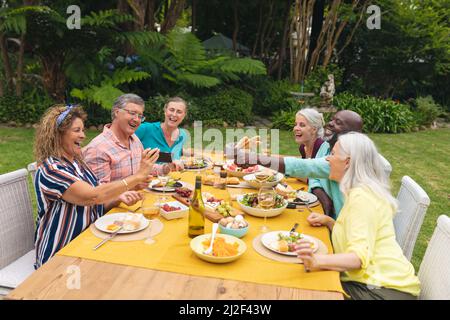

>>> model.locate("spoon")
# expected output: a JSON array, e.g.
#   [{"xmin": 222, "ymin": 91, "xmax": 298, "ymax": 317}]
[{"xmin": 203, "ymin": 223, "xmax": 219, "ymax": 255}]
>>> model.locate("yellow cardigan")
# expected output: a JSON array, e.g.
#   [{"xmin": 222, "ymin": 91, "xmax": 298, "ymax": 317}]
[{"xmin": 332, "ymin": 187, "xmax": 421, "ymax": 296}]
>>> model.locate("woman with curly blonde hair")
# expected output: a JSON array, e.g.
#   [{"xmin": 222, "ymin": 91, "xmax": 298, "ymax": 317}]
[{"xmin": 33, "ymin": 105, "xmax": 160, "ymax": 268}]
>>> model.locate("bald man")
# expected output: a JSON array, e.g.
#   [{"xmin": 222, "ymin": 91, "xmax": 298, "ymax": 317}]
[{"xmin": 234, "ymin": 110, "xmax": 363, "ymax": 218}]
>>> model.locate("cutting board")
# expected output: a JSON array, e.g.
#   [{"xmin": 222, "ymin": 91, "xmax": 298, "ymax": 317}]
[{"xmin": 171, "ymin": 194, "xmax": 223, "ymax": 223}]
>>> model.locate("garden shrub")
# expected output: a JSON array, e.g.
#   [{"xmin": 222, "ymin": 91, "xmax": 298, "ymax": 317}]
[
  {"xmin": 271, "ymin": 107, "xmax": 297, "ymax": 130},
  {"xmin": 190, "ymin": 87, "xmax": 253, "ymax": 125},
  {"xmin": 410, "ymin": 96, "xmax": 443, "ymax": 127},
  {"xmin": 334, "ymin": 93, "xmax": 416, "ymax": 133},
  {"xmin": 0, "ymin": 93, "xmax": 53, "ymax": 125},
  {"xmin": 251, "ymin": 78, "xmax": 300, "ymax": 116}
]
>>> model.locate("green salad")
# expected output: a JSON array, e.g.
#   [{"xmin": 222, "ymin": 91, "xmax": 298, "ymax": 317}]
[{"xmin": 239, "ymin": 193, "xmax": 286, "ymax": 209}]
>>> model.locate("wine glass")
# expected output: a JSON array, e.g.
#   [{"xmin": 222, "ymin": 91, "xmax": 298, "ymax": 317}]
[
  {"xmin": 258, "ymin": 186, "xmax": 276, "ymax": 233},
  {"xmin": 157, "ymin": 163, "xmax": 171, "ymax": 205}
]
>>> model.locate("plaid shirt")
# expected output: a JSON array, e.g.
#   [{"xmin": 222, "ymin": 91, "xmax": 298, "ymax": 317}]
[{"xmin": 83, "ymin": 124, "xmax": 144, "ymax": 184}]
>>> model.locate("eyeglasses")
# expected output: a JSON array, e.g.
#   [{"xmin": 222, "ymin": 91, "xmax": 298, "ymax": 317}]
[{"xmin": 120, "ymin": 108, "xmax": 145, "ymax": 122}]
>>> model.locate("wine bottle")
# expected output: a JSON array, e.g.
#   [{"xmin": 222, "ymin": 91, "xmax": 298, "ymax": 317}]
[{"xmin": 188, "ymin": 176, "xmax": 205, "ymax": 238}]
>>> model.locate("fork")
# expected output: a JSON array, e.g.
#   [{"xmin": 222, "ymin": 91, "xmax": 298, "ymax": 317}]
[{"xmin": 203, "ymin": 223, "xmax": 219, "ymax": 255}]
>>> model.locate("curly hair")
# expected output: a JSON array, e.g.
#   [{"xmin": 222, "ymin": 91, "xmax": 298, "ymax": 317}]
[{"xmin": 34, "ymin": 105, "xmax": 87, "ymax": 164}]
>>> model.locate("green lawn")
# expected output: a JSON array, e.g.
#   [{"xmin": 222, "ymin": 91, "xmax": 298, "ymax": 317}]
[{"xmin": 0, "ymin": 126, "xmax": 449, "ymax": 270}]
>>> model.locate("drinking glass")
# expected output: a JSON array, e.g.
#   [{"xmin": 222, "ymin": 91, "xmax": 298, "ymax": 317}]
[
  {"xmin": 258, "ymin": 186, "xmax": 276, "ymax": 233},
  {"xmin": 157, "ymin": 164, "xmax": 171, "ymax": 205}
]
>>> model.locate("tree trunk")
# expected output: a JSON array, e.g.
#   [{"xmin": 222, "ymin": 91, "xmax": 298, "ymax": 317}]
[
  {"xmin": 0, "ymin": 77, "xmax": 4, "ymax": 97},
  {"xmin": 0, "ymin": 32, "xmax": 14, "ymax": 93},
  {"xmin": 276, "ymin": 0, "xmax": 293, "ymax": 79},
  {"xmin": 232, "ymin": 0, "xmax": 239, "ymax": 53},
  {"xmin": 160, "ymin": 0, "xmax": 186, "ymax": 34},
  {"xmin": 41, "ymin": 55, "xmax": 66, "ymax": 102},
  {"xmin": 191, "ymin": 0, "xmax": 197, "ymax": 34},
  {"xmin": 308, "ymin": 0, "xmax": 324, "ymax": 63},
  {"xmin": 15, "ymin": 34, "xmax": 26, "ymax": 97},
  {"xmin": 252, "ymin": 1, "xmax": 263, "ymax": 57},
  {"xmin": 126, "ymin": 0, "xmax": 147, "ymax": 30}
]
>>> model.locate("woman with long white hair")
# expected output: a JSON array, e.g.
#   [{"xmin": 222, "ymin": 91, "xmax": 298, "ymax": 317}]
[{"xmin": 296, "ymin": 132, "xmax": 420, "ymax": 300}]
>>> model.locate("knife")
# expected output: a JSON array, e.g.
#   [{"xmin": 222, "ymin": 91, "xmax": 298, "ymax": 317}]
[{"xmin": 93, "ymin": 226, "xmax": 123, "ymax": 250}]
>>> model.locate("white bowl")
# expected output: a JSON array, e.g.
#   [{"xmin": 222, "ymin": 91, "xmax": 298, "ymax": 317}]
[
  {"xmin": 236, "ymin": 194, "xmax": 288, "ymax": 218},
  {"xmin": 159, "ymin": 201, "xmax": 188, "ymax": 220},
  {"xmin": 243, "ymin": 172, "xmax": 284, "ymax": 188},
  {"xmin": 190, "ymin": 233, "xmax": 247, "ymax": 264}
]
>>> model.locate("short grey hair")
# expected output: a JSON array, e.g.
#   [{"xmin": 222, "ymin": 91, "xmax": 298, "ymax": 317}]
[
  {"xmin": 296, "ymin": 108, "xmax": 325, "ymax": 138},
  {"xmin": 111, "ymin": 93, "xmax": 145, "ymax": 120}
]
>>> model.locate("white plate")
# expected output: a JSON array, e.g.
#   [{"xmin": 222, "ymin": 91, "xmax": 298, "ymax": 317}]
[
  {"xmin": 94, "ymin": 213, "xmax": 150, "ymax": 234},
  {"xmin": 261, "ymin": 231, "xmax": 319, "ymax": 256},
  {"xmin": 149, "ymin": 179, "xmax": 185, "ymax": 192},
  {"xmin": 236, "ymin": 194, "xmax": 288, "ymax": 218},
  {"xmin": 294, "ymin": 191, "xmax": 318, "ymax": 204},
  {"xmin": 243, "ymin": 172, "xmax": 284, "ymax": 188}
]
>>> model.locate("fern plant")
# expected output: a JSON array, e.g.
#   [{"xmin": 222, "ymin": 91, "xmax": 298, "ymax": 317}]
[
  {"xmin": 135, "ymin": 28, "xmax": 267, "ymax": 90},
  {"xmin": 71, "ymin": 67, "xmax": 150, "ymax": 109}
]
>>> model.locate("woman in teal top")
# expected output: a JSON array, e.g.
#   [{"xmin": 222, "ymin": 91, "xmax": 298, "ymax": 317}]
[{"xmin": 136, "ymin": 97, "xmax": 188, "ymax": 160}]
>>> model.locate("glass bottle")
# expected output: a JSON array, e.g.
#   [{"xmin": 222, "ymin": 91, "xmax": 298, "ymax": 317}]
[{"xmin": 188, "ymin": 176, "xmax": 205, "ymax": 238}]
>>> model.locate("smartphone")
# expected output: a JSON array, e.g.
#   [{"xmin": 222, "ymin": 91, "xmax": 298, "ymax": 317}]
[{"xmin": 157, "ymin": 152, "xmax": 173, "ymax": 163}]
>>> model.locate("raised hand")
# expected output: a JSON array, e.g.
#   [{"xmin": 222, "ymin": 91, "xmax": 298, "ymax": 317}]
[{"xmin": 118, "ymin": 191, "xmax": 143, "ymax": 206}]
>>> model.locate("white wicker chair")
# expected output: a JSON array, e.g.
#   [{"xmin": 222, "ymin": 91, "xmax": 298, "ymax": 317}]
[
  {"xmin": 393, "ymin": 176, "xmax": 430, "ymax": 260},
  {"xmin": 378, "ymin": 153, "xmax": 392, "ymax": 178},
  {"xmin": 0, "ymin": 169, "xmax": 36, "ymax": 295},
  {"xmin": 418, "ymin": 215, "xmax": 450, "ymax": 300},
  {"xmin": 27, "ymin": 162, "xmax": 37, "ymax": 185}
]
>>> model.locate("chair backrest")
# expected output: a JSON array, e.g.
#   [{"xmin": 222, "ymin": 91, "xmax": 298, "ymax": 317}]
[
  {"xmin": 418, "ymin": 215, "xmax": 450, "ymax": 300},
  {"xmin": 0, "ymin": 169, "xmax": 35, "ymax": 269},
  {"xmin": 378, "ymin": 153, "xmax": 392, "ymax": 178},
  {"xmin": 27, "ymin": 162, "xmax": 37, "ymax": 185},
  {"xmin": 393, "ymin": 176, "xmax": 430, "ymax": 260}
]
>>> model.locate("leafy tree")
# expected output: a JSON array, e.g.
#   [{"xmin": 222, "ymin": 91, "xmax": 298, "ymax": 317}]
[{"xmin": 340, "ymin": 0, "xmax": 450, "ymax": 107}]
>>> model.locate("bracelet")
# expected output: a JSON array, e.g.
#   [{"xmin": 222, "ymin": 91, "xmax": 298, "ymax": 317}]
[{"xmin": 121, "ymin": 179, "xmax": 129, "ymax": 191}]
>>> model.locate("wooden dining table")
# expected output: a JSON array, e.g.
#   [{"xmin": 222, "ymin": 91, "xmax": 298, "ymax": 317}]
[{"xmin": 6, "ymin": 160, "xmax": 344, "ymax": 300}]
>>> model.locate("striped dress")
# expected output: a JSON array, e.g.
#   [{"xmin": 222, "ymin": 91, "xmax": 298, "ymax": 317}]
[{"xmin": 34, "ymin": 157, "xmax": 104, "ymax": 268}]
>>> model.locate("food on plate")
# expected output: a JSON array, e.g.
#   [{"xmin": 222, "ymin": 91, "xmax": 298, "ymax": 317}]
[
  {"xmin": 276, "ymin": 240, "xmax": 289, "ymax": 252},
  {"xmin": 202, "ymin": 236, "xmax": 239, "ymax": 257},
  {"xmin": 226, "ymin": 163, "xmax": 259, "ymax": 173},
  {"xmin": 122, "ymin": 213, "xmax": 143, "ymax": 231},
  {"xmin": 202, "ymin": 192, "xmax": 223, "ymax": 208},
  {"xmin": 219, "ymin": 215, "xmax": 248, "ymax": 229},
  {"xmin": 152, "ymin": 179, "xmax": 182, "ymax": 188},
  {"xmin": 239, "ymin": 193, "xmax": 286, "ymax": 209},
  {"xmin": 275, "ymin": 232, "xmax": 316, "ymax": 252},
  {"xmin": 203, "ymin": 175, "xmax": 239, "ymax": 186},
  {"xmin": 184, "ymin": 158, "xmax": 208, "ymax": 168},
  {"xmin": 160, "ymin": 203, "xmax": 181, "ymax": 212},
  {"xmin": 226, "ymin": 177, "xmax": 239, "ymax": 185},
  {"xmin": 253, "ymin": 172, "xmax": 277, "ymax": 183},
  {"xmin": 275, "ymin": 183, "xmax": 296, "ymax": 198},
  {"xmin": 106, "ymin": 224, "xmax": 121, "ymax": 231},
  {"xmin": 202, "ymin": 174, "xmax": 217, "ymax": 186},
  {"xmin": 175, "ymin": 187, "xmax": 192, "ymax": 198}
]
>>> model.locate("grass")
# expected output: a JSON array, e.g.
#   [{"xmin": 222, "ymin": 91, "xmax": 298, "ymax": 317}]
[{"xmin": 0, "ymin": 125, "xmax": 449, "ymax": 270}]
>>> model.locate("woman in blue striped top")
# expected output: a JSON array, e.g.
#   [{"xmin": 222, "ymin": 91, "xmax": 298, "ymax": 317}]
[{"xmin": 33, "ymin": 105, "xmax": 160, "ymax": 268}]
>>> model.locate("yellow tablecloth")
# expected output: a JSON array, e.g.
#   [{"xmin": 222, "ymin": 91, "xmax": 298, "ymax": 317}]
[{"xmin": 57, "ymin": 170, "xmax": 344, "ymax": 295}]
